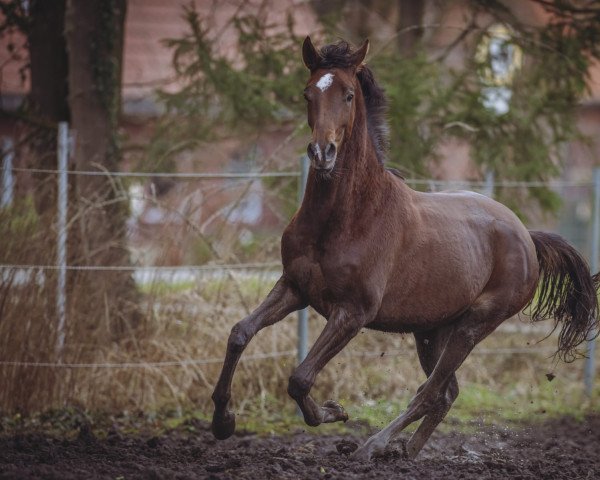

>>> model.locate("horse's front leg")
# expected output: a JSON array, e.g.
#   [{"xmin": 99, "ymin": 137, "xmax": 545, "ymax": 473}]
[
  {"xmin": 211, "ymin": 276, "xmax": 305, "ymax": 439},
  {"xmin": 287, "ymin": 307, "xmax": 366, "ymax": 427}
]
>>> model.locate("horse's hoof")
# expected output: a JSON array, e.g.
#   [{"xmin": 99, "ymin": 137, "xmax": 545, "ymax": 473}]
[
  {"xmin": 211, "ymin": 409, "xmax": 236, "ymax": 440},
  {"xmin": 351, "ymin": 437, "xmax": 386, "ymax": 462},
  {"xmin": 322, "ymin": 400, "xmax": 349, "ymax": 423},
  {"xmin": 351, "ymin": 445, "xmax": 373, "ymax": 462}
]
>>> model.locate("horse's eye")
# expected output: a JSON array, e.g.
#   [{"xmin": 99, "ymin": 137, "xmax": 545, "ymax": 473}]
[
  {"xmin": 346, "ymin": 93, "xmax": 354, "ymax": 102},
  {"xmin": 303, "ymin": 90, "xmax": 310, "ymax": 101}
]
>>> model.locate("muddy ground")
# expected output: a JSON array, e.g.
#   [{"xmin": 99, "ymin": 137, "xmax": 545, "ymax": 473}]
[{"xmin": 0, "ymin": 415, "xmax": 598, "ymax": 479}]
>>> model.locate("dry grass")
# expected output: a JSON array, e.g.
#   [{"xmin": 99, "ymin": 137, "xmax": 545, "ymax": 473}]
[{"xmin": 1, "ymin": 268, "xmax": 597, "ymax": 424}]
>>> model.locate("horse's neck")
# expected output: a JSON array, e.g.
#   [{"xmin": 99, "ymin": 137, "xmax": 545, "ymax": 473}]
[{"xmin": 297, "ymin": 132, "xmax": 387, "ymax": 230}]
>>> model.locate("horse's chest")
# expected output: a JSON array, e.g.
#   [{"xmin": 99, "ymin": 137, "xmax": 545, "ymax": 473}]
[
  {"xmin": 286, "ymin": 255, "xmax": 326, "ymax": 303},
  {"xmin": 282, "ymin": 232, "xmax": 363, "ymax": 315}
]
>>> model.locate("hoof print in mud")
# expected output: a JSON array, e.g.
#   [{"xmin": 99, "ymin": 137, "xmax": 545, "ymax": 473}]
[{"xmin": 336, "ymin": 439, "xmax": 359, "ymax": 455}]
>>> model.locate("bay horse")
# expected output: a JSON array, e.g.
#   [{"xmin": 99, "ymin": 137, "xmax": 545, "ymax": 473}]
[{"xmin": 211, "ymin": 37, "xmax": 599, "ymax": 461}]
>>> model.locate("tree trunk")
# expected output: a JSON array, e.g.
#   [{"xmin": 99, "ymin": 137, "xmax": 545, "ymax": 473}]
[
  {"xmin": 397, "ymin": 0, "xmax": 425, "ymax": 56},
  {"xmin": 28, "ymin": 0, "xmax": 69, "ymax": 215},
  {"xmin": 64, "ymin": 0, "xmax": 138, "ymax": 341}
]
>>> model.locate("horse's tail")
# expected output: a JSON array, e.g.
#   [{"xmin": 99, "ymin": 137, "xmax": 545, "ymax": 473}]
[{"xmin": 527, "ymin": 230, "xmax": 599, "ymax": 362}]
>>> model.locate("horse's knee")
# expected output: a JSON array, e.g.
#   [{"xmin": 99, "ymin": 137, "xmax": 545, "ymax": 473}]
[{"xmin": 287, "ymin": 373, "xmax": 311, "ymax": 400}]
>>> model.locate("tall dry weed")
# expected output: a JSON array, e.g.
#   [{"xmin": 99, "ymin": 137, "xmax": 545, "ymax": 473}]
[{"xmin": 1, "ymin": 258, "xmax": 588, "ymax": 417}]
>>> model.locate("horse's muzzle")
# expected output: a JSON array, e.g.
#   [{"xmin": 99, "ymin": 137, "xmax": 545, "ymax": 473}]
[{"xmin": 307, "ymin": 142, "xmax": 336, "ymax": 171}]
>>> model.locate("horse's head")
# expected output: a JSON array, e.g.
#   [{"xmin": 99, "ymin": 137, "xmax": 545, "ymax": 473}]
[{"xmin": 302, "ymin": 36, "xmax": 369, "ymax": 173}]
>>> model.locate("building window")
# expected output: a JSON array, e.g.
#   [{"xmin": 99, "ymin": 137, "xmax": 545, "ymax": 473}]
[{"xmin": 475, "ymin": 24, "xmax": 522, "ymax": 115}]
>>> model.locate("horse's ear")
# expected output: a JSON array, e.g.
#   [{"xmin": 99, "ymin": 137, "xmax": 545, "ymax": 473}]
[
  {"xmin": 302, "ymin": 36, "xmax": 319, "ymax": 71},
  {"xmin": 350, "ymin": 39, "xmax": 370, "ymax": 69}
]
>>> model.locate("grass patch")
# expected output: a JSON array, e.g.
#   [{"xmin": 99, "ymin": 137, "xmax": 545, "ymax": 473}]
[
  {"xmin": 228, "ymin": 378, "xmax": 600, "ymax": 436},
  {"xmin": 3, "ymin": 377, "xmax": 599, "ymax": 440},
  {"xmin": 450, "ymin": 379, "xmax": 597, "ymax": 425}
]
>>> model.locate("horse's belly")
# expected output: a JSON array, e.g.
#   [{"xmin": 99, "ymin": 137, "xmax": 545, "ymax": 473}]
[
  {"xmin": 372, "ymin": 258, "xmax": 493, "ymax": 332},
  {"xmin": 372, "ymin": 299, "xmax": 472, "ymax": 333}
]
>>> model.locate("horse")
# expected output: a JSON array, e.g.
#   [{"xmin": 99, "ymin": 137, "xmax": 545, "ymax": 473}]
[{"xmin": 211, "ymin": 36, "xmax": 600, "ymax": 461}]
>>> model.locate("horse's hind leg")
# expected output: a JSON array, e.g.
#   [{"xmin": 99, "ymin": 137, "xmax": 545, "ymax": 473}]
[
  {"xmin": 211, "ymin": 276, "xmax": 304, "ymax": 440},
  {"xmin": 353, "ymin": 297, "xmax": 509, "ymax": 461},
  {"xmin": 287, "ymin": 307, "xmax": 366, "ymax": 427},
  {"xmin": 405, "ymin": 329, "xmax": 459, "ymax": 459}
]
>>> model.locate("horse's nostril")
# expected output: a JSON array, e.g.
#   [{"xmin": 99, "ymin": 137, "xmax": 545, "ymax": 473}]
[
  {"xmin": 307, "ymin": 143, "xmax": 320, "ymax": 161},
  {"xmin": 325, "ymin": 143, "xmax": 336, "ymax": 159}
]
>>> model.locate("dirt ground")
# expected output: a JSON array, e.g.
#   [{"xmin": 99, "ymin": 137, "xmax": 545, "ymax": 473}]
[{"xmin": 0, "ymin": 414, "xmax": 598, "ymax": 479}]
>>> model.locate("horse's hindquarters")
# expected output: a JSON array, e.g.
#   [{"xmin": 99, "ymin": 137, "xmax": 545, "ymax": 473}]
[{"xmin": 373, "ymin": 193, "xmax": 539, "ymax": 332}]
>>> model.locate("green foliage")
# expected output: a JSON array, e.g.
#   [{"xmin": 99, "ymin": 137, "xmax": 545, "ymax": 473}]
[
  {"xmin": 0, "ymin": 0, "xmax": 30, "ymax": 34},
  {"xmin": 370, "ymin": 51, "xmax": 450, "ymax": 178},
  {"xmin": 146, "ymin": 3, "xmax": 306, "ymax": 173}
]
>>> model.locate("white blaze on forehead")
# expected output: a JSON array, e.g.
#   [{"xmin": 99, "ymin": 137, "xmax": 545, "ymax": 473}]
[{"xmin": 315, "ymin": 73, "xmax": 334, "ymax": 92}]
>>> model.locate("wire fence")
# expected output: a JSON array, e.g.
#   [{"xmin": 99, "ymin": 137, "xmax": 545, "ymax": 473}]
[
  {"xmin": 8, "ymin": 165, "xmax": 595, "ymax": 187},
  {"xmin": 0, "ymin": 346, "xmax": 560, "ymax": 370},
  {"xmin": 0, "ymin": 124, "xmax": 598, "ymax": 397}
]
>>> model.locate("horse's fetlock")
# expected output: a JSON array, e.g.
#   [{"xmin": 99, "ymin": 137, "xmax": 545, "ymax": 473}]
[
  {"xmin": 305, "ymin": 415, "xmax": 321, "ymax": 427},
  {"xmin": 288, "ymin": 374, "xmax": 311, "ymax": 399},
  {"xmin": 211, "ymin": 391, "xmax": 230, "ymax": 406},
  {"xmin": 446, "ymin": 383, "xmax": 459, "ymax": 403}
]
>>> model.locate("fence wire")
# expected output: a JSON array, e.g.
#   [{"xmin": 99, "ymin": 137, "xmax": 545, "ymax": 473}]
[
  {"xmin": 0, "ymin": 346, "xmax": 558, "ymax": 369},
  {"xmin": 8, "ymin": 165, "xmax": 594, "ymax": 188}
]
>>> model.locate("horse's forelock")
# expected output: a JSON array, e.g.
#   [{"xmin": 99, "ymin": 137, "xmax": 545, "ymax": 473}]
[{"xmin": 315, "ymin": 41, "xmax": 355, "ymax": 69}]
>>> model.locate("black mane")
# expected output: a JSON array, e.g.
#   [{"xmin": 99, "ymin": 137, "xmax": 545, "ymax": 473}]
[{"xmin": 316, "ymin": 41, "xmax": 390, "ymax": 164}]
